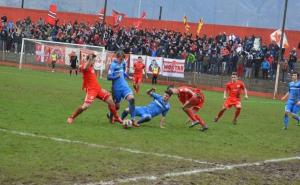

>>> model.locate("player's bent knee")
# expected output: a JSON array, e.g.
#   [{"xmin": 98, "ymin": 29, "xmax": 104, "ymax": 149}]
[
  {"xmin": 182, "ymin": 107, "xmax": 188, "ymax": 111},
  {"xmin": 105, "ymin": 96, "xmax": 114, "ymax": 104},
  {"xmin": 128, "ymin": 98, "xmax": 135, "ymax": 105},
  {"xmin": 115, "ymin": 103, "xmax": 120, "ymax": 110},
  {"xmin": 127, "ymin": 94, "xmax": 134, "ymax": 100}
]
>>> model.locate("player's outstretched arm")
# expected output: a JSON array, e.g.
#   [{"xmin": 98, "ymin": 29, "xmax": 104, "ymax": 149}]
[
  {"xmin": 281, "ymin": 92, "xmax": 289, "ymax": 101},
  {"xmin": 244, "ymin": 88, "xmax": 249, "ymax": 99},
  {"xmin": 146, "ymin": 87, "xmax": 156, "ymax": 95},
  {"xmin": 82, "ymin": 62, "xmax": 90, "ymax": 71},
  {"xmin": 223, "ymin": 90, "xmax": 227, "ymax": 100},
  {"xmin": 160, "ymin": 116, "xmax": 166, "ymax": 128},
  {"xmin": 144, "ymin": 68, "xmax": 148, "ymax": 78}
]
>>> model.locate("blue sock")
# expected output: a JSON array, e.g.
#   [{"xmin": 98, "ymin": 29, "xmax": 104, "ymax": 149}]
[
  {"xmin": 284, "ymin": 115, "xmax": 289, "ymax": 128},
  {"xmin": 128, "ymin": 99, "xmax": 135, "ymax": 120},
  {"xmin": 121, "ymin": 110, "xmax": 128, "ymax": 120}
]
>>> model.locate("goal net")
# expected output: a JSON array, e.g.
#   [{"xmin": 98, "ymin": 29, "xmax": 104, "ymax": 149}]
[{"xmin": 19, "ymin": 38, "xmax": 106, "ymax": 76}]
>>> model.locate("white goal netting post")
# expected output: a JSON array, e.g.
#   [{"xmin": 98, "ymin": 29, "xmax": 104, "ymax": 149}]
[{"xmin": 19, "ymin": 38, "xmax": 106, "ymax": 78}]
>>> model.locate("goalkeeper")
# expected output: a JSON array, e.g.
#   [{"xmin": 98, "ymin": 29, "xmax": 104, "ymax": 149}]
[{"xmin": 121, "ymin": 88, "xmax": 172, "ymax": 128}]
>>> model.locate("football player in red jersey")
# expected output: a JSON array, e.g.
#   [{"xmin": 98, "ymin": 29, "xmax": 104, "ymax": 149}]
[
  {"xmin": 133, "ymin": 56, "xmax": 148, "ymax": 93},
  {"xmin": 166, "ymin": 85, "xmax": 208, "ymax": 131},
  {"xmin": 67, "ymin": 54, "xmax": 122, "ymax": 124},
  {"xmin": 214, "ymin": 72, "xmax": 248, "ymax": 124}
]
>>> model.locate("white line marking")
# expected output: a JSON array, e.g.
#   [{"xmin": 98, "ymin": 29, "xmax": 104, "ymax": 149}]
[
  {"xmin": 82, "ymin": 156, "xmax": 300, "ymax": 185},
  {"xmin": 0, "ymin": 128, "xmax": 220, "ymax": 166}
]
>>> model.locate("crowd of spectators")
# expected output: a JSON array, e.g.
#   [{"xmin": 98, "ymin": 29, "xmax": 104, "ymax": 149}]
[{"xmin": 0, "ymin": 16, "xmax": 298, "ymax": 81}]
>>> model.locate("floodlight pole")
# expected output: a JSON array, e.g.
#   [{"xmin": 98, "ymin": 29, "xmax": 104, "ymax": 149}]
[
  {"xmin": 21, "ymin": 0, "xmax": 24, "ymax": 8},
  {"xmin": 159, "ymin": 6, "xmax": 162, "ymax": 20},
  {"xmin": 103, "ymin": 0, "xmax": 107, "ymax": 24},
  {"xmin": 138, "ymin": 0, "xmax": 142, "ymax": 17},
  {"xmin": 273, "ymin": 0, "xmax": 288, "ymax": 99}
]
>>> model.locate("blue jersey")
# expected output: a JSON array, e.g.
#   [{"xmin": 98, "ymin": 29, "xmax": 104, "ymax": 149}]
[
  {"xmin": 107, "ymin": 59, "xmax": 130, "ymax": 91},
  {"xmin": 145, "ymin": 93, "xmax": 170, "ymax": 117},
  {"xmin": 287, "ymin": 81, "xmax": 300, "ymax": 102}
]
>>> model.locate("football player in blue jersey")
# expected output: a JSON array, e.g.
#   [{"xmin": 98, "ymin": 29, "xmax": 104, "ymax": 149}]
[
  {"xmin": 107, "ymin": 51, "xmax": 139, "ymax": 127},
  {"xmin": 121, "ymin": 88, "xmax": 172, "ymax": 128},
  {"xmin": 281, "ymin": 71, "xmax": 300, "ymax": 129}
]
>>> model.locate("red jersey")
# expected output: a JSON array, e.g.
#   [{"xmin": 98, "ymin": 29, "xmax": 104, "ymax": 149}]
[
  {"xmin": 133, "ymin": 61, "xmax": 145, "ymax": 77},
  {"xmin": 81, "ymin": 65, "xmax": 101, "ymax": 90},
  {"xmin": 177, "ymin": 86, "xmax": 204, "ymax": 104},
  {"xmin": 225, "ymin": 80, "xmax": 245, "ymax": 100}
]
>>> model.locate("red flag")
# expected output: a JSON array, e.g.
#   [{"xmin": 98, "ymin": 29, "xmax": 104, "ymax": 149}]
[
  {"xmin": 47, "ymin": 4, "xmax": 57, "ymax": 25},
  {"xmin": 183, "ymin": 16, "xmax": 190, "ymax": 33},
  {"xmin": 112, "ymin": 10, "xmax": 125, "ymax": 27},
  {"xmin": 98, "ymin": 8, "xmax": 105, "ymax": 22},
  {"xmin": 134, "ymin": 11, "xmax": 146, "ymax": 29},
  {"xmin": 270, "ymin": 29, "xmax": 289, "ymax": 48}
]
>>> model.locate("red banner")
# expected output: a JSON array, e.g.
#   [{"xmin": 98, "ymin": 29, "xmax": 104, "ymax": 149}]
[
  {"xmin": 47, "ymin": 4, "xmax": 57, "ymax": 25},
  {"xmin": 112, "ymin": 10, "xmax": 125, "ymax": 27}
]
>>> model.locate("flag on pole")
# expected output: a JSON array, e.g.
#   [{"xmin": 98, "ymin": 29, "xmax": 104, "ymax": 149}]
[
  {"xmin": 112, "ymin": 10, "xmax": 126, "ymax": 27},
  {"xmin": 134, "ymin": 11, "xmax": 146, "ymax": 29},
  {"xmin": 197, "ymin": 18, "xmax": 204, "ymax": 35},
  {"xmin": 98, "ymin": 8, "xmax": 105, "ymax": 22},
  {"xmin": 183, "ymin": 16, "xmax": 190, "ymax": 33},
  {"xmin": 183, "ymin": 16, "xmax": 187, "ymax": 25},
  {"xmin": 47, "ymin": 4, "xmax": 57, "ymax": 25},
  {"xmin": 270, "ymin": 29, "xmax": 289, "ymax": 48}
]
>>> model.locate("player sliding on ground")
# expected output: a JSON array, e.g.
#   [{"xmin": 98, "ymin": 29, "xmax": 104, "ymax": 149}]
[
  {"xmin": 67, "ymin": 54, "xmax": 122, "ymax": 124},
  {"xmin": 280, "ymin": 71, "xmax": 300, "ymax": 130},
  {"xmin": 166, "ymin": 85, "xmax": 208, "ymax": 131},
  {"xmin": 121, "ymin": 88, "xmax": 171, "ymax": 128},
  {"xmin": 107, "ymin": 51, "xmax": 139, "ymax": 127},
  {"xmin": 133, "ymin": 56, "xmax": 148, "ymax": 94},
  {"xmin": 214, "ymin": 72, "xmax": 248, "ymax": 125}
]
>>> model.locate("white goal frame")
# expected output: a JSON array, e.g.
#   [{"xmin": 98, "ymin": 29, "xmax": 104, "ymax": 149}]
[{"xmin": 19, "ymin": 38, "xmax": 106, "ymax": 78}]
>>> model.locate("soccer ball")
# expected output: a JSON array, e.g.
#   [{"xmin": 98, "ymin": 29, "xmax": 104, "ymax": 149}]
[{"xmin": 122, "ymin": 119, "xmax": 132, "ymax": 129}]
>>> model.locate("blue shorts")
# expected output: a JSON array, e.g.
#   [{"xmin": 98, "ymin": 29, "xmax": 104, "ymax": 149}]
[
  {"xmin": 135, "ymin": 106, "xmax": 152, "ymax": 118},
  {"xmin": 113, "ymin": 87, "xmax": 133, "ymax": 103},
  {"xmin": 285, "ymin": 101, "xmax": 300, "ymax": 114}
]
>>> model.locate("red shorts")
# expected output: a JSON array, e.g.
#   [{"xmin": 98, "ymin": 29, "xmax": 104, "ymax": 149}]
[
  {"xmin": 224, "ymin": 98, "xmax": 241, "ymax": 108},
  {"xmin": 133, "ymin": 76, "xmax": 142, "ymax": 84},
  {"xmin": 188, "ymin": 96, "xmax": 204, "ymax": 112},
  {"xmin": 84, "ymin": 88, "xmax": 110, "ymax": 104}
]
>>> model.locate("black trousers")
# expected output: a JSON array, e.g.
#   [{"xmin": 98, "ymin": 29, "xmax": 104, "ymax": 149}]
[{"xmin": 152, "ymin": 75, "xmax": 158, "ymax": 85}]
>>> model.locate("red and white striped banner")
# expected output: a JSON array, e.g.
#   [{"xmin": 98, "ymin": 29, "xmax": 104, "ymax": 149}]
[
  {"xmin": 47, "ymin": 4, "xmax": 57, "ymax": 25},
  {"xmin": 98, "ymin": 8, "xmax": 105, "ymax": 22}
]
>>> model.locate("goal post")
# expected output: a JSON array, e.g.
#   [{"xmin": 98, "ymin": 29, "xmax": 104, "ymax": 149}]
[{"xmin": 19, "ymin": 38, "xmax": 106, "ymax": 77}]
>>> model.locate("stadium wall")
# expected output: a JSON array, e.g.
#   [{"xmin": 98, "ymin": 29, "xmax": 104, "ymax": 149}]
[{"xmin": 1, "ymin": 6, "xmax": 300, "ymax": 55}]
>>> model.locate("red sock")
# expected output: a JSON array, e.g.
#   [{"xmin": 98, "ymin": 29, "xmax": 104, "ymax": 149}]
[
  {"xmin": 185, "ymin": 109, "xmax": 197, "ymax": 122},
  {"xmin": 234, "ymin": 108, "xmax": 241, "ymax": 120},
  {"xmin": 108, "ymin": 104, "xmax": 119, "ymax": 118},
  {"xmin": 217, "ymin": 109, "xmax": 226, "ymax": 119},
  {"xmin": 194, "ymin": 114, "xmax": 206, "ymax": 127}
]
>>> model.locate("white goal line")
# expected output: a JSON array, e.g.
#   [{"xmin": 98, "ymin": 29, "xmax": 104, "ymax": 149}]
[
  {"xmin": 0, "ymin": 128, "xmax": 221, "ymax": 166},
  {"xmin": 81, "ymin": 156, "xmax": 300, "ymax": 185}
]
